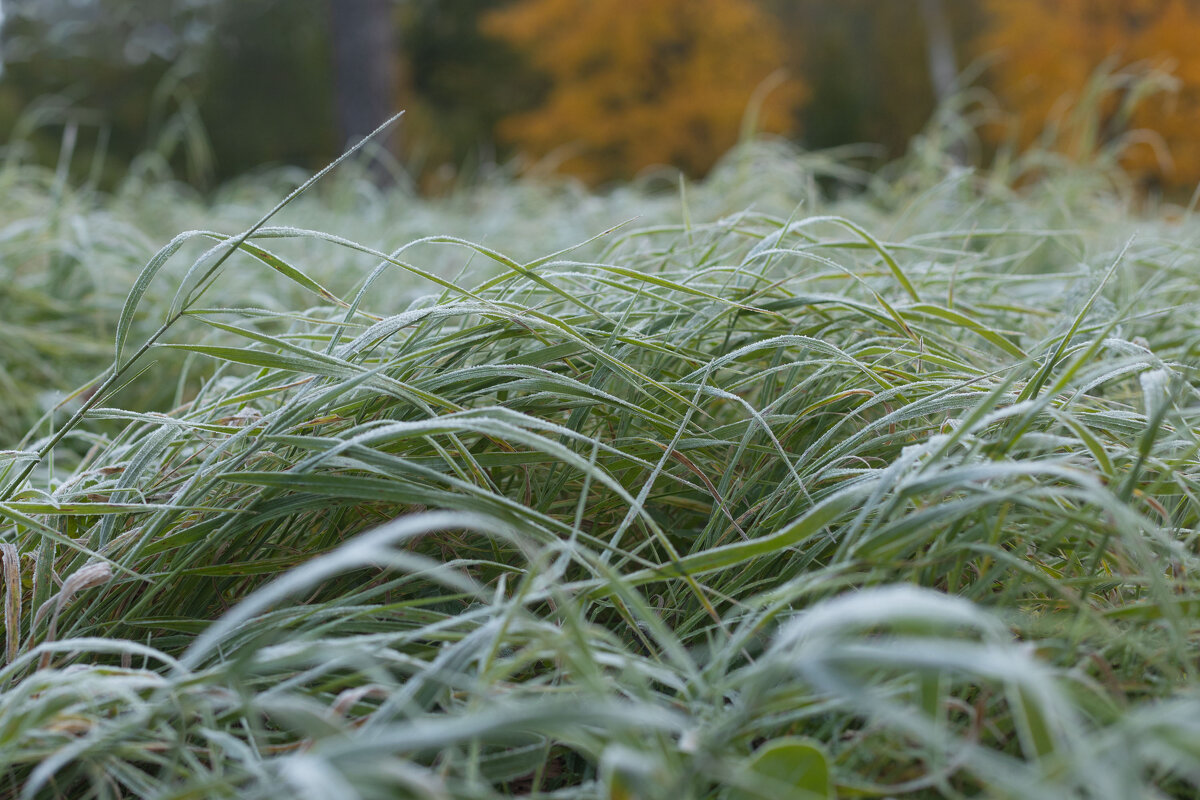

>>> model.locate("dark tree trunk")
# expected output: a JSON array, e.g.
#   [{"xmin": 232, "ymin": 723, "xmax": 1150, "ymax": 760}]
[{"xmin": 328, "ymin": 0, "xmax": 398, "ymax": 171}]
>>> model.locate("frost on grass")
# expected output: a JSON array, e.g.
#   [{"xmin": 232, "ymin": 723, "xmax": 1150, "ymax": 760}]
[{"xmin": 2, "ymin": 143, "xmax": 1200, "ymax": 797}]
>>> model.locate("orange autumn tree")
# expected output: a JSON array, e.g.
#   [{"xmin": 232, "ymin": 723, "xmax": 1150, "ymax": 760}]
[
  {"xmin": 483, "ymin": 0, "xmax": 806, "ymax": 182},
  {"xmin": 981, "ymin": 0, "xmax": 1200, "ymax": 188}
]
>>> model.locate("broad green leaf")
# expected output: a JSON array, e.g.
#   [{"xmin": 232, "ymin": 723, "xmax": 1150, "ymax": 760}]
[{"xmin": 727, "ymin": 737, "xmax": 834, "ymax": 800}]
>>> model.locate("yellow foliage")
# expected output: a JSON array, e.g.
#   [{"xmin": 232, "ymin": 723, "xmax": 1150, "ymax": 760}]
[
  {"xmin": 982, "ymin": 0, "xmax": 1200, "ymax": 188},
  {"xmin": 483, "ymin": 0, "xmax": 807, "ymax": 182}
]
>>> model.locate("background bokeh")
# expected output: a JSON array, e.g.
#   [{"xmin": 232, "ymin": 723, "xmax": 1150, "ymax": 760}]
[{"xmin": 0, "ymin": 0, "xmax": 1196, "ymax": 192}]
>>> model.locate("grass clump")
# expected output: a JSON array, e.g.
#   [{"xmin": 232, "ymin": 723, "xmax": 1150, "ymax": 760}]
[{"xmin": 3, "ymin": 142, "xmax": 1200, "ymax": 797}]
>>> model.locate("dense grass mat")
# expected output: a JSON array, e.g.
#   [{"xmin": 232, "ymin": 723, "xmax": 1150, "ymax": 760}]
[{"xmin": 2, "ymin": 144, "xmax": 1200, "ymax": 797}]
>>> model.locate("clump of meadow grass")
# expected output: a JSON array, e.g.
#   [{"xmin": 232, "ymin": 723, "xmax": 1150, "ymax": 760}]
[{"xmin": 2, "ymin": 137, "xmax": 1200, "ymax": 798}]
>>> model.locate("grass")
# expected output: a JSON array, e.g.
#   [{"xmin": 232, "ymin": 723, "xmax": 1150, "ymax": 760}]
[{"xmin": 3, "ymin": 135, "xmax": 1200, "ymax": 798}]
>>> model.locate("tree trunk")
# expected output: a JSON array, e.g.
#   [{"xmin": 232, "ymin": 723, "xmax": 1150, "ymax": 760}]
[
  {"xmin": 919, "ymin": 0, "xmax": 957, "ymax": 106},
  {"xmin": 918, "ymin": 0, "xmax": 966, "ymax": 164},
  {"xmin": 328, "ymin": 0, "xmax": 398, "ymax": 173}
]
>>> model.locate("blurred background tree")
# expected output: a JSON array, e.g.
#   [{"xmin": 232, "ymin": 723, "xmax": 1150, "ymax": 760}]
[
  {"xmin": 5, "ymin": 0, "xmax": 1199, "ymax": 193},
  {"xmin": 0, "ymin": 0, "xmax": 974, "ymax": 188},
  {"xmin": 764, "ymin": 0, "xmax": 984, "ymax": 160},
  {"xmin": 0, "ymin": 0, "xmax": 552, "ymax": 189},
  {"xmin": 0, "ymin": 0, "xmax": 547, "ymax": 188},
  {"xmin": 328, "ymin": 0, "xmax": 399, "ymax": 170},
  {"xmin": 397, "ymin": 0, "xmax": 546, "ymax": 188},
  {"xmin": 481, "ymin": 0, "xmax": 806, "ymax": 182},
  {"xmin": 981, "ymin": 0, "xmax": 1198, "ymax": 190},
  {"xmin": 0, "ymin": 0, "xmax": 338, "ymax": 185}
]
